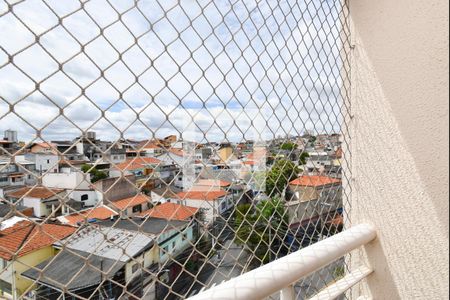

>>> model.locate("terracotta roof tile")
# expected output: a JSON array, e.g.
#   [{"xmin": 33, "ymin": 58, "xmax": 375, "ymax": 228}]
[
  {"xmin": 114, "ymin": 157, "xmax": 161, "ymax": 171},
  {"xmin": 139, "ymin": 203, "xmax": 198, "ymax": 220},
  {"xmin": 110, "ymin": 194, "xmax": 150, "ymax": 210},
  {"xmin": 7, "ymin": 186, "xmax": 65, "ymax": 199},
  {"xmin": 290, "ymin": 175, "xmax": 341, "ymax": 187},
  {"xmin": 60, "ymin": 206, "xmax": 117, "ymax": 226},
  {"xmin": 195, "ymin": 179, "xmax": 231, "ymax": 187},
  {"xmin": 176, "ymin": 190, "xmax": 228, "ymax": 201},
  {"xmin": 0, "ymin": 221, "xmax": 75, "ymax": 260}
]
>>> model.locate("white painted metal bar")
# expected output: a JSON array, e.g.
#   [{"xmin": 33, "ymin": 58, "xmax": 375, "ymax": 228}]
[
  {"xmin": 188, "ymin": 224, "xmax": 376, "ymax": 300},
  {"xmin": 308, "ymin": 266, "xmax": 373, "ymax": 300},
  {"xmin": 280, "ymin": 284, "xmax": 295, "ymax": 300}
]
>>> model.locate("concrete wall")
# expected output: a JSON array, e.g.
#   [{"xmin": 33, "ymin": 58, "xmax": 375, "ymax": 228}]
[{"xmin": 348, "ymin": 0, "xmax": 449, "ymax": 298}]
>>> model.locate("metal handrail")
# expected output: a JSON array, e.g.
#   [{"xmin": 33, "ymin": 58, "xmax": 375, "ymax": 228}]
[{"xmin": 189, "ymin": 224, "xmax": 376, "ymax": 300}]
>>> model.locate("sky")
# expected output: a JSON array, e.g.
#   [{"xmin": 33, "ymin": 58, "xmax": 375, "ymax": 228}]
[{"xmin": 0, "ymin": 0, "xmax": 347, "ymax": 144}]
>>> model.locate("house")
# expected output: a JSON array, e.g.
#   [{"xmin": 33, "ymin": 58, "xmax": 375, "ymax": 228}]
[
  {"xmin": 19, "ymin": 152, "xmax": 59, "ymax": 174},
  {"xmin": 286, "ymin": 175, "xmax": 342, "ymax": 230},
  {"xmin": 74, "ymin": 131, "xmax": 126, "ymax": 163},
  {"xmin": 22, "ymin": 225, "xmax": 157, "ymax": 299},
  {"xmin": 107, "ymin": 194, "xmax": 152, "ymax": 216},
  {"xmin": 150, "ymin": 185, "xmax": 183, "ymax": 204},
  {"xmin": 175, "ymin": 190, "xmax": 233, "ymax": 223},
  {"xmin": 0, "ymin": 157, "xmax": 36, "ymax": 188},
  {"xmin": 98, "ymin": 216, "xmax": 196, "ymax": 273},
  {"xmin": 27, "ymin": 141, "xmax": 85, "ymax": 161},
  {"xmin": 110, "ymin": 157, "xmax": 162, "ymax": 191},
  {"xmin": 0, "ymin": 219, "xmax": 76, "ymax": 298},
  {"xmin": 216, "ymin": 143, "xmax": 237, "ymax": 164},
  {"xmin": 0, "ymin": 203, "xmax": 33, "ymax": 221},
  {"xmin": 6, "ymin": 186, "xmax": 71, "ymax": 218},
  {"xmin": 56, "ymin": 205, "xmax": 117, "ymax": 226},
  {"xmin": 93, "ymin": 175, "xmax": 138, "ymax": 203},
  {"xmin": 191, "ymin": 179, "xmax": 231, "ymax": 192},
  {"xmin": 139, "ymin": 202, "xmax": 199, "ymax": 221},
  {"xmin": 156, "ymin": 148, "xmax": 185, "ymax": 167},
  {"xmin": 42, "ymin": 169, "xmax": 98, "ymax": 208},
  {"xmin": 0, "ymin": 130, "xmax": 19, "ymax": 155}
]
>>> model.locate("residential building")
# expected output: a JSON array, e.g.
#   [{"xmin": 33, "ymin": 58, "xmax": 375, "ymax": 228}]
[
  {"xmin": 139, "ymin": 202, "xmax": 199, "ymax": 221},
  {"xmin": 286, "ymin": 175, "xmax": 342, "ymax": 230},
  {"xmin": 18, "ymin": 152, "xmax": 59, "ymax": 174},
  {"xmin": 175, "ymin": 190, "xmax": 233, "ymax": 223},
  {"xmin": 42, "ymin": 169, "xmax": 98, "ymax": 208},
  {"xmin": 0, "ymin": 157, "xmax": 36, "ymax": 188},
  {"xmin": 0, "ymin": 219, "xmax": 76, "ymax": 298},
  {"xmin": 0, "ymin": 203, "xmax": 33, "ymax": 221},
  {"xmin": 74, "ymin": 131, "xmax": 126, "ymax": 163},
  {"xmin": 110, "ymin": 157, "xmax": 163, "ymax": 191},
  {"xmin": 93, "ymin": 175, "xmax": 138, "ymax": 203},
  {"xmin": 98, "ymin": 216, "xmax": 196, "ymax": 273},
  {"xmin": 150, "ymin": 185, "xmax": 183, "ymax": 204},
  {"xmin": 56, "ymin": 205, "xmax": 118, "ymax": 226},
  {"xmin": 27, "ymin": 141, "xmax": 85, "ymax": 161},
  {"xmin": 22, "ymin": 225, "xmax": 157, "ymax": 299},
  {"xmin": 6, "ymin": 187, "xmax": 70, "ymax": 218},
  {"xmin": 107, "ymin": 194, "xmax": 152, "ymax": 216}
]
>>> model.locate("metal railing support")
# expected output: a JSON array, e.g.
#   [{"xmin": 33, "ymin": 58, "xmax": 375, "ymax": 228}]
[{"xmin": 189, "ymin": 224, "xmax": 376, "ymax": 300}]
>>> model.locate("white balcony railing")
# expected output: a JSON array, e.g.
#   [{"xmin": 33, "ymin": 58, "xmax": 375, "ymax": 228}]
[{"xmin": 189, "ymin": 224, "xmax": 376, "ymax": 300}]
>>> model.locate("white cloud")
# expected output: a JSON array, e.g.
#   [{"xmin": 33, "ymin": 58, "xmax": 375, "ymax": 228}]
[{"xmin": 0, "ymin": 0, "xmax": 345, "ymax": 143}]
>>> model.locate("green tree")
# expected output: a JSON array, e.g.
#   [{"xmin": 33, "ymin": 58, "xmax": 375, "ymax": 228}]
[
  {"xmin": 234, "ymin": 197, "xmax": 288, "ymax": 265},
  {"xmin": 299, "ymin": 151, "xmax": 310, "ymax": 165},
  {"xmin": 81, "ymin": 164, "xmax": 108, "ymax": 183},
  {"xmin": 265, "ymin": 159, "xmax": 300, "ymax": 196},
  {"xmin": 280, "ymin": 142, "xmax": 298, "ymax": 151}
]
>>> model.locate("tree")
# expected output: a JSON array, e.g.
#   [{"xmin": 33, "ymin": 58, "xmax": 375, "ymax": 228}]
[
  {"xmin": 234, "ymin": 197, "xmax": 288, "ymax": 265},
  {"xmin": 81, "ymin": 164, "xmax": 108, "ymax": 183},
  {"xmin": 280, "ymin": 142, "xmax": 298, "ymax": 151},
  {"xmin": 299, "ymin": 151, "xmax": 310, "ymax": 165},
  {"xmin": 265, "ymin": 159, "xmax": 300, "ymax": 197}
]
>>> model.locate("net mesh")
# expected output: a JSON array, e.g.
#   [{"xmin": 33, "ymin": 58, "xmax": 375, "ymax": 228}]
[{"xmin": 0, "ymin": 0, "xmax": 351, "ymax": 299}]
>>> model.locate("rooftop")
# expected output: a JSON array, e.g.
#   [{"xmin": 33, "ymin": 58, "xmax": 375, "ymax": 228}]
[
  {"xmin": 176, "ymin": 190, "xmax": 228, "ymax": 201},
  {"xmin": 0, "ymin": 220, "xmax": 76, "ymax": 260},
  {"xmin": 97, "ymin": 217, "xmax": 189, "ymax": 236},
  {"xmin": 55, "ymin": 225, "xmax": 154, "ymax": 262},
  {"xmin": 109, "ymin": 194, "xmax": 150, "ymax": 211},
  {"xmin": 7, "ymin": 186, "xmax": 65, "ymax": 199},
  {"xmin": 139, "ymin": 202, "xmax": 199, "ymax": 221},
  {"xmin": 57, "ymin": 205, "xmax": 118, "ymax": 226},
  {"xmin": 289, "ymin": 175, "xmax": 341, "ymax": 187},
  {"xmin": 22, "ymin": 249, "xmax": 125, "ymax": 292},
  {"xmin": 114, "ymin": 157, "xmax": 161, "ymax": 171}
]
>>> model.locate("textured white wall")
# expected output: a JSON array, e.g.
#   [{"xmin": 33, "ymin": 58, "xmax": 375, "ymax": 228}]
[{"xmin": 348, "ymin": 0, "xmax": 449, "ymax": 298}]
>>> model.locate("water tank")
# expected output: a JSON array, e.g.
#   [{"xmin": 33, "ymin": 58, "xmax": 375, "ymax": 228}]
[
  {"xmin": 4, "ymin": 130, "xmax": 17, "ymax": 142},
  {"xmin": 85, "ymin": 131, "xmax": 96, "ymax": 140}
]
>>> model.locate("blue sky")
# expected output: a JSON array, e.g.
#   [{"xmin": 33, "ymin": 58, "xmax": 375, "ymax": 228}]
[{"xmin": 0, "ymin": 0, "xmax": 345, "ymax": 143}]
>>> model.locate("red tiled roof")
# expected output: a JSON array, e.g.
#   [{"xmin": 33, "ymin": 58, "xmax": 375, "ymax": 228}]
[
  {"xmin": 0, "ymin": 221, "xmax": 76, "ymax": 260},
  {"xmin": 290, "ymin": 175, "xmax": 341, "ymax": 187},
  {"xmin": 110, "ymin": 194, "xmax": 150, "ymax": 210},
  {"xmin": 61, "ymin": 206, "xmax": 117, "ymax": 226},
  {"xmin": 114, "ymin": 157, "xmax": 161, "ymax": 171},
  {"xmin": 7, "ymin": 186, "xmax": 65, "ymax": 199},
  {"xmin": 196, "ymin": 179, "xmax": 231, "ymax": 187},
  {"xmin": 169, "ymin": 148, "xmax": 183, "ymax": 156},
  {"xmin": 176, "ymin": 190, "xmax": 228, "ymax": 201},
  {"xmin": 139, "ymin": 203, "xmax": 198, "ymax": 220}
]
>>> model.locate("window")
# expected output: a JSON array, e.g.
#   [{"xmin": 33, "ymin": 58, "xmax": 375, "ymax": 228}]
[
  {"xmin": 131, "ymin": 263, "xmax": 139, "ymax": 273},
  {"xmin": 132, "ymin": 204, "xmax": 142, "ymax": 213},
  {"xmin": 80, "ymin": 194, "xmax": 89, "ymax": 201},
  {"xmin": 0, "ymin": 279, "xmax": 12, "ymax": 294}
]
